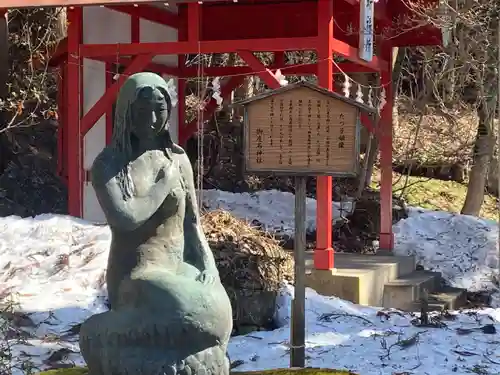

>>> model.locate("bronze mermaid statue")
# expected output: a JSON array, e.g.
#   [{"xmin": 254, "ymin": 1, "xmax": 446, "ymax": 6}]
[{"xmin": 79, "ymin": 72, "xmax": 233, "ymax": 375}]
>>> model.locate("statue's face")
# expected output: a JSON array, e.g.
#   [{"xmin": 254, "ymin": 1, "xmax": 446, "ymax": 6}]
[{"xmin": 131, "ymin": 87, "xmax": 170, "ymax": 140}]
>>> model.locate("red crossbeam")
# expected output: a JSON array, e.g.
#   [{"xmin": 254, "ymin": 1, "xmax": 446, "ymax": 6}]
[
  {"xmin": 332, "ymin": 38, "xmax": 389, "ymax": 72},
  {"xmin": 237, "ymin": 50, "xmax": 281, "ymax": 88},
  {"xmin": 94, "ymin": 55, "xmax": 180, "ymax": 77},
  {"xmin": 80, "ymin": 54, "xmax": 154, "ymax": 136},
  {"xmin": 79, "ymin": 38, "xmax": 319, "ymax": 58}
]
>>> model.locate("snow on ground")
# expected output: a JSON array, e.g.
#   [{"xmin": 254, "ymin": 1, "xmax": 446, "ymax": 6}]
[
  {"xmin": 202, "ymin": 189, "xmax": 354, "ymax": 234},
  {"xmin": 394, "ymin": 208, "xmax": 499, "ymax": 293},
  {"xmin": 0, "ymin": 190, "xmax": 498, "ymax": 375},
  {"xmin": 232, "ymin": 285, "xmax": 500, "ymax": 375}
]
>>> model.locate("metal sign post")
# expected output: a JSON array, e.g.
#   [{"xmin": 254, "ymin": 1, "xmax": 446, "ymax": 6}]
[{"xmin": 290, "ymin": 176, "xmax": 306, "ymax": 368}]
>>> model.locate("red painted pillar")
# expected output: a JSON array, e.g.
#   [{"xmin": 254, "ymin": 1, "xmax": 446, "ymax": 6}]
[
  {"xmin": 66, "ymin": 7, "xmax": 83, "ymax": 218},
  {"xmin": 187, "ymin": 3, "xmax": 200, "ymax": 43},
  {"xmin": 314, "ymin": 0, "xmax": 334, "ymax": 270},
  {"xmin": 379, "ymin": 48, "xmax": 394, "ymax": 250}
]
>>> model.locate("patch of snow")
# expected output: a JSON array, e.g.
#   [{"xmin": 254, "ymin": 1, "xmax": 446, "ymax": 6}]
[
  {"xmin": 0, "ymin": 189, "xmax": 498, "ymax": 375},
  {"xmin": 202, "ymin": 189, "xmax": 353, "ymax": 234},
  {"xmin": 394, "ymin": 211, "xmax": 499, "ymax": 293},
  {"xmin": 231, "ymin": 285, "xmax": 500, "ymax": 375}
]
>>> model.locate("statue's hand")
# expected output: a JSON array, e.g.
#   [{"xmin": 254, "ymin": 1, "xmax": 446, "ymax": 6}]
[
  {"xmin": 196, "ymin": 271, "xmax": 218, "ymax": 285},
  {"xmin": 156, "ymin": 159, "xmax": 179, "ymax": 184}
]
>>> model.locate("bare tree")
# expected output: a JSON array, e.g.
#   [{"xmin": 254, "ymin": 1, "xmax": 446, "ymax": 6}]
[
  {"xmin": 0, "ymin": 8, "xmax": 66, "ymax": 178},
  {"xmin": 0, "ymin": 8, "xmax": 64, "ymax": 134},
  {"xmin": 404, "ymin": 0, "xmax": 499, "ymax": 216},
  {"xmin": 0, "ymin": 10, "xmax": 10, "ymax": 172}
]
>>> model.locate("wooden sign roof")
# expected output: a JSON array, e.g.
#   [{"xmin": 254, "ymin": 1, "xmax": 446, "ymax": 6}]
[{"xmin": 237, "ymin": 81, "xmax": 376, "ymax": 114}]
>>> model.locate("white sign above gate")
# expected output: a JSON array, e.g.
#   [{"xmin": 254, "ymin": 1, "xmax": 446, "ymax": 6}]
[{"xmin": 359, "ymin": 0, "xmax": 375, "ymax": 62}]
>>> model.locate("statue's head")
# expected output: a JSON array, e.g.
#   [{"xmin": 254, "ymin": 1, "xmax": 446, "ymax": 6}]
[
  {"xmin": 112, "ymin": 72, "xmax": 175, "ymax": 156},
  {"xmin": 130, "ymin": 85, "xmax": 171, "ymax": 140}
]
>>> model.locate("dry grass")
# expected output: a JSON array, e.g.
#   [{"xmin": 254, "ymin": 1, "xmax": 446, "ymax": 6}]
[
  {"xmin": 203, "ymin": 210, "xmax": 291, "ymax": 261},
  {"xmin": 371, "ymin": 171, "xmax": 498, "ymax": 221},
  {"xmin": 202, "ymin": 210, "xmax": 294, "ymax": 329},
  {"xmin": 202, "ymin": 209, "xmax": 294, "ymax": 291},
  {"xmin": 393, "ymin": 105, "xmax": 478, "ymax": 165}
]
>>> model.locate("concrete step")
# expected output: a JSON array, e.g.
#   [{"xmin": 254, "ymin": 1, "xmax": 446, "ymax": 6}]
[
  {"xmin": 304, "ymin": 252, "xmax": 416, "ymax": 277},
  {"xmin": 409, "ymin": 286, "xmax": 468, "ymax": 312},
  {"xmin": 304, "ymin": 253, "xmax": 416, "ymax": 307},
  {"xmin": 383, "ymin": 270, "xmax": 442, "ymax": 310}
]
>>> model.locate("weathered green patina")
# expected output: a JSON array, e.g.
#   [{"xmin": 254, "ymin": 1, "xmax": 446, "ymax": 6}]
[{"xmin": 79, "ymin": 72, "xmax": 233, "ymax": 375}]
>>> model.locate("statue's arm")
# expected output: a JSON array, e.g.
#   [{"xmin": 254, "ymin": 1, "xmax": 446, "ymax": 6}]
[
  {"xmin": 181, "ymin": 153, "xmax": 218, "ymax": 274},
  {"xmin": 91, "ymin": 157, "xmax": 179, "ymax": 231}
]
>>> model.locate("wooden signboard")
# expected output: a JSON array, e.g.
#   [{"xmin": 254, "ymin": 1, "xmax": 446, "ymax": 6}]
[
  {"xmin": 238, "ymin": 82, "xmax": 375, "ymax": 368},
  {"xmin": 240, "ymin": 81, "xmax": 374, "ymax": 176}
]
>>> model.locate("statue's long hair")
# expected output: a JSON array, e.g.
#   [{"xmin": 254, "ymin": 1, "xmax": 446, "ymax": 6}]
[{"xmin": 110, "ymin": 82, "xmax": 173, "ymax": 200}]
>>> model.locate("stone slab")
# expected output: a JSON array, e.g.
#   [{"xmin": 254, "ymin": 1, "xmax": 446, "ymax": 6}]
[
  {"xmin": 383, "ymin": 270, "xmax": 441, "ymax": 310},
  {"xmin": 304, "ymin": 253, "xmax": 416, "ymax": 307},
  {"xmin": 415, "ymin": 286, "xmax": 468, "ymax": 312}
]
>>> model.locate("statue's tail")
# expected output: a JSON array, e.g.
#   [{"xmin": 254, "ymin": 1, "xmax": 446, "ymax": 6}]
[
  {"xmin": 114, "ymin": 271, "xmax": 232, "ymax": 343},
  {"xmin": 79, "ymin": 270, "xmax": 232, "ymax": 375},
  {"xmin": 79, "ymin": 309, "xmax": 229, "ymax": 375},
  {"xmin": 80, "ymin": 308, "xmax": 220, "ymax": 352}
]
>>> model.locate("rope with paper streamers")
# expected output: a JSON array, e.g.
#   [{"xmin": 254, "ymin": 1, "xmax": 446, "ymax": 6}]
[
  {"xmin": 67, "ymin": 50, "xmax": 393, "ymax": 91},
  {"xmin": 69, "ymin": 52, "xmax": 390, "ymax": 185},
  {"xmin": 178, "ymin": 57, "xmax": 388, "ymax": 114}
]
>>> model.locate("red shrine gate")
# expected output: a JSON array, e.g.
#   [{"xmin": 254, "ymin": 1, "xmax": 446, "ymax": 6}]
[{"xmin": 3, "ymin": 0, "xmax": 442, "ymax": 270}]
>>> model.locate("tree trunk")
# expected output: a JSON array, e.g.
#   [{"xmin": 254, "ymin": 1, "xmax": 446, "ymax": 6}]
[
  {"xmin": 357, "ymin": 47, "xmax": 406, "ymax": 193},
  {"xmin": 363, "ymin": 136, "xmax": 380, "ymax": 187},
  {"xmin": 0, "ymin": 10, "xmax": 11, "ymax": 173},
  {"xmin": 225, "ymin": 53, "xmax": 240, "ymax": 120},
  {"xmin": 0, "ymin": 11, "xmax": 7, "ymax": 102},
  {"xmin": 461, "ymin": 99, "xmax": 496, "ymax": 215}
]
